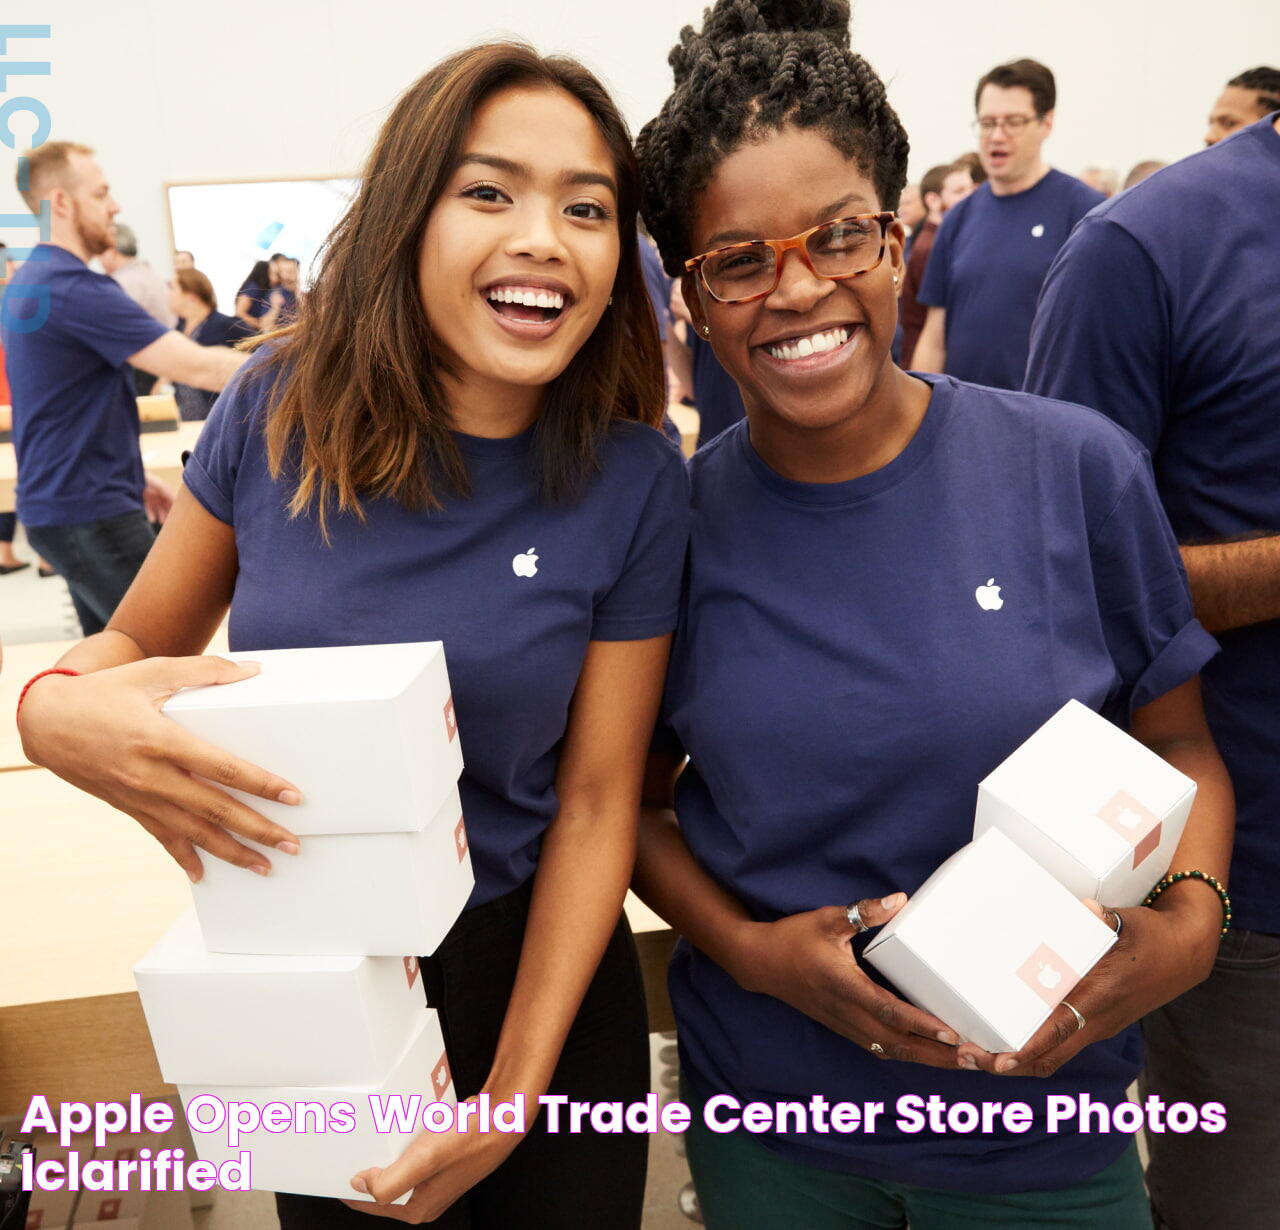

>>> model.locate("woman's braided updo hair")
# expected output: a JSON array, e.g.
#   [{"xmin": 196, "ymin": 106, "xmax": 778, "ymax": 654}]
[{"xmin": 636, "ymin": 0, "xmax": 909, "ymax": 276}]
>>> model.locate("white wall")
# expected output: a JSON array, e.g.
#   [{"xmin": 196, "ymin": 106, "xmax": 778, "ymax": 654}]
[{"xmin": 2, "ymin": 0, "xmax": 1276, "ymax": 271}]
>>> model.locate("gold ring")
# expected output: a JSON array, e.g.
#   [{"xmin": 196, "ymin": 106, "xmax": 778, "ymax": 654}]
[{"xmin": 869, "ymin": 1042, "xmax": 886, "ymax": 1056}]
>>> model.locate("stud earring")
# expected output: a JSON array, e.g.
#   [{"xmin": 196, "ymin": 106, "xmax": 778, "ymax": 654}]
[
  {"xmin": 701, "ymin": 325, "xmax": 710, "ymax": 337},
  {"xmin": 893, "ymin": 274, "xmax": 899, "ymax": 286},
  {"xmin": 607, "ymin": 296, "xmax": 613, "ymax": 306}
]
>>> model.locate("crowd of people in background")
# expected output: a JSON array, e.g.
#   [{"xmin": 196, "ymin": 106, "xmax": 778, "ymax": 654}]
[{"xmin": 0, "ymin": 34, "xmax": 1277, "ymax": 1229}]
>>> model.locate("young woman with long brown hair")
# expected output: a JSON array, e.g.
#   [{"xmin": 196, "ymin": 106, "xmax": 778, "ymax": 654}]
[{"xmin": 18, "ymin": 43, "xmax": 688, "ymax": 1228}]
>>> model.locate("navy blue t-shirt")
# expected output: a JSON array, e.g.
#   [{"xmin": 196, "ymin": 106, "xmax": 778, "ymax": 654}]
[
  {"xmin": 1026, "ymin": 115, "xmax": 1280, "ymax": 935},
  {"xmin": 185, "ymin": 349, "xmax": 691, "ymax": 906},
  {"xmin": 1, "ymin": 244, "xmax": 169, "ymax": 526},
  {"xmin": 919, "ymin": 171, "xmax": 1103, "ymax": 390},
  {"xmin": 663, "ymin": 375, "xmax": 1216, "ymax": 1191},
  {"xmin": 173, "ymin": 311, "xmax": 257, "ymax": 421}
]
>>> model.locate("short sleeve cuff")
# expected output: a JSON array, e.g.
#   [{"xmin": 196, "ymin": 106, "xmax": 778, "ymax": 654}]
[
  {"xmin": 181, "ymin": 449, "xmax": 234, "ymax": 525},
  {"xmin": 590, "ymin": 608, "xmax": 679, "ymax": 642},
  {"xmin": 1128, "ymin": 618, "xmax": 1220, "ymax": 715}
]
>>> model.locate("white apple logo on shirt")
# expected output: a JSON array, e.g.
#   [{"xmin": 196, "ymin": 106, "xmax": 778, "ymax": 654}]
[
  {"xmin": 1032, "ymin": 224, "xmax": 1046, "ymax": 238},
  {"xmin": 975, "ymin": 578, "xmax": 1004, "ymax": 610},
  {"xmin": 1038, "ymin": 962, "xmax": 1062, "ymax": 989},
  {"xmin": 512, "ymin": 548, "xmax": 539, "ymax": 578}
]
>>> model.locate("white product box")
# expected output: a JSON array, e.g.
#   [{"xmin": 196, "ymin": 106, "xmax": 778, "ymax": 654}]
[
  {"xmin": 180, "ymin": 1009, "xmax": 455, "ymax": 1204},
  {"xmin": 191, "ymin": 786, "xmax": 473, "ymax": 956},
  {"xmin": 864, "ymin": 829, "xmax": 1118, "ymax": 1054},
  {"xmin": 135, "ymin": 910, "xmax": 430, "ymax": 1086},
  {"xmin": 162, "ymin": 642, "xmax": 463, "ymax": 835},
  {"xmin": 975, "ymin": 700, "xmax": 1196, "ymax": 908}
]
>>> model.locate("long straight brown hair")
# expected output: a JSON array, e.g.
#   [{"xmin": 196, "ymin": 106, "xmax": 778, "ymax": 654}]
[{"xmin": 254, "ymin": 43, "xmax": 666, "ymax": 530}]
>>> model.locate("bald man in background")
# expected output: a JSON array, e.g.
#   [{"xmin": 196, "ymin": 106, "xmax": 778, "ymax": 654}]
[{"xmin": 1, "ymin": 141, "xmax": 247, "ymax": 635}]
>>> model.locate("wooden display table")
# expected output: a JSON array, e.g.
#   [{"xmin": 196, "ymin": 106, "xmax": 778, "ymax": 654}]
[
  {"xmin": 0, "ymin": 419, "xmax": 204, "ymax": 514},
  {"xmin": 0, "ymin": 768, "xmax": 677, "ymax": 1118}
]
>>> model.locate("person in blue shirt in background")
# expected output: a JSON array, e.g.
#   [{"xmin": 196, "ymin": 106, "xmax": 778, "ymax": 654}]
[
  {"xmin": 233, "ymin": 258, "xmax": 275, "ymax": 331},
  {"xmin": 168, "ymin": 268, "xmax": 257, "ymax": 420},
  {"xmin": 1, "ymin": 142, "xmax": 248, "ymax": 635},
  {"xmin": 1026, "ymin": 108, "xmax": 1280, "ymax": 1230},
  {"xmin": 633, "ymin": 2, "xmax": 1234, "ymax": 1226},
  {"xmin": 17, "ymin": 43, "xmax": 688, "ymax": 1230},
  {"xmin": 912, "ymin": 58, "xmax": 1103, "ymax": 390},
  {"xmin": 1203, "ymin": 65, "xmax": 1280, "ymax": 147}
]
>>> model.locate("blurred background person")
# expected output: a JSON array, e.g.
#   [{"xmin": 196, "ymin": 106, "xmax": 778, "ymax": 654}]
[
  {"xmin": 169, "ymin": 268, "xmax": 255, "ymax": 420},
  {"xmin": 914, "ymin": 58, "xmax": 1104, "ymax": 389},
  {"xmin": 1080, "ymin": 163, "xmax": 1119, "ymax": 195},
  {"xmin": 1123, "ymin": 159, "xmax": 1166, "ymax": 189},
  {"xmin": 261, "ymin": 254, "xmax": 300, "ymax": 330},
  {"xmin": 3, "ymin": 141, "xmax": 246, "ymax": 635},
  {"xmin": 234, "ymin": 258, "xmax": 275, "ymax": 331},
  {"xmin": 897, "ymin": 181, "xmax": 925, "ymax": 234},
  {"xmin": 1205, "ymin": 65, "xmax": 1280, "ymax": 145},
  {"xmin": 950, "ymin": 148, "xmax": 986, "ymax": 186},
  {"xmin": 99, "ymin": 222, "xmax": 175, "ymax": 394},
  {"xmin": 172, "ymin": 249, "xmax": 194, "ymax": 271},
  {"xmin": 899, "ymin": 163, "xmax": 952, "ymax": 367},
  {"xmin": 0, "ymin": 242, "xmax": 53, "ymax": 577},
  {"xmin": 940, "ymin": 158, "xmax": 980, "ymax": 207}
]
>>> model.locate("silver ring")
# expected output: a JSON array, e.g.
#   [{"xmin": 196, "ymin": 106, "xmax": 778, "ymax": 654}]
[
  {"xmin": 1107, "ymin": 909, "xmax": 1124, "ymax": 938},
  {"xmin": 869, "ymin": 1042, "xmax": 886, "ymax": 1056},
  {"xmin": 1062, "ymin": 1000, "xmax": 1086, "ymax": 1032},
  {"xmin": 846, "ymin": 901, "xmax": 868, "ymax": 933}
]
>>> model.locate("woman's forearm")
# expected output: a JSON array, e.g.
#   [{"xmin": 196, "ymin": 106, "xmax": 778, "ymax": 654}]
[
  {"xmin": 53, "ymin": 628, "xmax": 149, "ymax": 673},
  {"xmin": 484, "ymin": 796, "xmax": 637, "ymax": 1102},
  {"xmin": 632, "ymin": 805, "xmax": 758, "ymax": 989}
]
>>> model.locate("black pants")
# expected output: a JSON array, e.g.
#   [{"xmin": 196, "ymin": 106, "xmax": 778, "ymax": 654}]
[
  {"xmin": 276, "ymin": 881, "xmax": 651, "ymax": 1229},
  {"xmin": 26, "ymin": 509, "xmax": 156, "ymax": 635}
]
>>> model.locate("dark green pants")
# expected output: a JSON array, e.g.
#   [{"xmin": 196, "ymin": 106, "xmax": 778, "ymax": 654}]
[{"xmin": 686, "ymin": 1100, "xmax": 1153, "ymax": 1230}]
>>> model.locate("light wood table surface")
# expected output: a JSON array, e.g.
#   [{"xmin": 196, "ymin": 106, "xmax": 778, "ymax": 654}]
[
  {"xmin": 0, "ymin": 420, "xmax": 204, "ymax": 514},
  {"xmin": 0, "ymin": 767, "xmax": 676, "ymax": 1117}
]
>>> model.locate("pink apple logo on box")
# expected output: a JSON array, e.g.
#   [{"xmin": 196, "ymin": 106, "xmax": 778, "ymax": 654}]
[
  {"xmin": 454, "ymin": 815, "xmax": 468, "ymax": 862},
  {"xmin": 1098, "ymin": 790, "xmax": 1162, "ymax": 869},
  {"xmin": 443, "ymin": 695, "xmax": 458, "ymax": 742},
  {"xmin": 431, "ymin": 1052, "xmax": 452, "ymax": 1100},
  {"xmin": 98, "ymin": 1198, "xmax": 122, "ymax": 1220},
  {"xmin": 403, "ymin": 956, "xmax": 420, "ymax": 989},
  {"xmin": 1016, "ymin": 943, "xmax": 1081, "ymax": 1007}
]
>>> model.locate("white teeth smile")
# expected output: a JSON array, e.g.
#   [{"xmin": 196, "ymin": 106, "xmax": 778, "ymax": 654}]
[
  {"xmin": 486, "ymin": 286, "xmax": 566, "ymax": 310},
  {"xmin": 765, "ymin": 326, "xmax": 851, "ymax": 362}
]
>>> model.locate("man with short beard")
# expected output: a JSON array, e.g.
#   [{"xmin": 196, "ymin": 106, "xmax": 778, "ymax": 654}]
[
  {"xmin": 1, "ymin": 142, "xmax": 247, "ymax": 635},
  {"xmin": 1205, "ymin": 66, "xmax": 1280, "ymax": 146}
]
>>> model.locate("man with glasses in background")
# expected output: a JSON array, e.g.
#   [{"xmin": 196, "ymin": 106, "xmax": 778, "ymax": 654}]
[{"xmin": 912, "ymin": 59, "xmax": 1103, "ymax": 390}]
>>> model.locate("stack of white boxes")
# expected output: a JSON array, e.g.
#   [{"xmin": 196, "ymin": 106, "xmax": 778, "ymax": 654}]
[
  {"xmin": 866, "ymin": 700, "xmax": 1198, "ymax": 1052},
  {"xmin": 134, "ymin": 643, "xmax": 473, "ymax": 1203}
]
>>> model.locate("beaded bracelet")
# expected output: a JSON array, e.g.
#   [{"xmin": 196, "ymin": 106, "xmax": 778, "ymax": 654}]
[
  {"xmin": 15, "ymin": 667, "xmax": 81, "ymax": 722},
  {"xmin": 1142, "ymin": 870, "xmax": 1232, "ymax": 938}
]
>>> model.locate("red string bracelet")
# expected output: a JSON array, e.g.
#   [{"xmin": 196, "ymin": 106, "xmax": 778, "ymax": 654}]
[{"xmin": 16, "ymin": 668, "xmax": 81, "ymax": 722}]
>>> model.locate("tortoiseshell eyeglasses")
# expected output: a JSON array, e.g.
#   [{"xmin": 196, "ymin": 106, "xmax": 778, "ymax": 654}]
[{"xmin": 684, "ymin": 212, "xmax": 897, "ymax": 304}]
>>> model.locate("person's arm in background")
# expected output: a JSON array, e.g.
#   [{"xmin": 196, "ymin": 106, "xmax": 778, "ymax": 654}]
[
  {"xmin": 1026, "ymin": 217, "xmax": 1280, "ymax": 635},
  {"xmin": 911, "ymin": 307, "xmax": 946, "ymax": 373},
  {"xmin": 234, "ymin": 293, "xmax": 261, "ymax": 330},
  {"xmin": 129, "ymin": 330, "xmax": 247, "ymax": 392}
]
